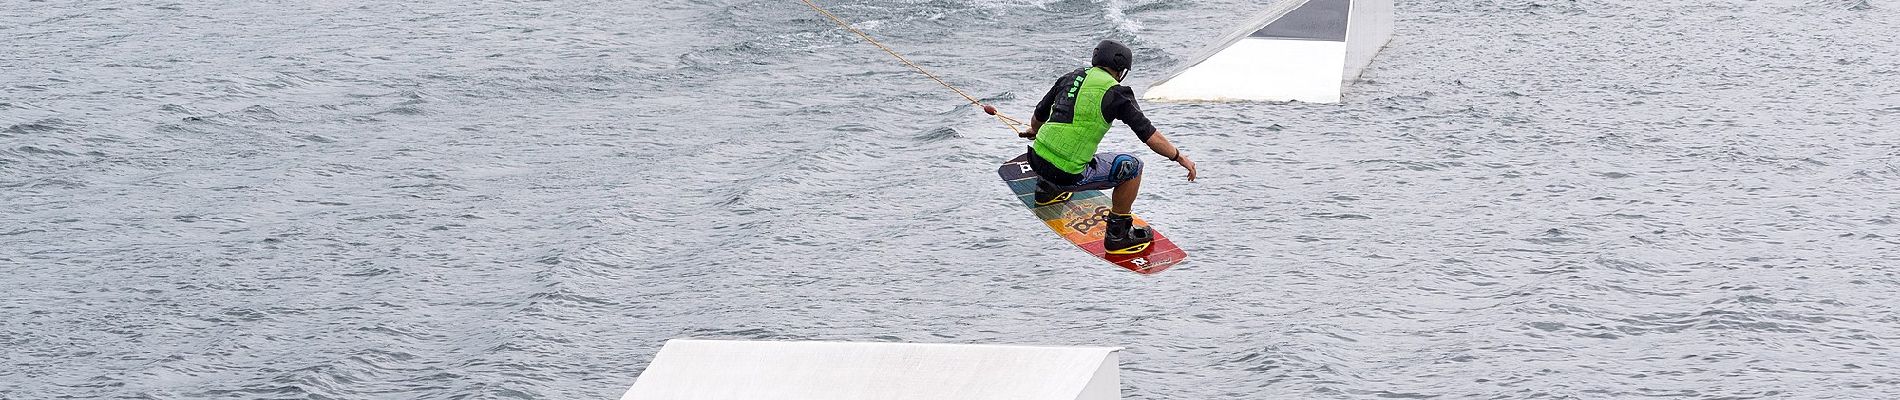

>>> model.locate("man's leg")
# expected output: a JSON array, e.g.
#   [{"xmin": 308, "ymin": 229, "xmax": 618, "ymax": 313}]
[
  {"xmin": 1099, "ymin": 154, "xmax": 1151, "ymax": 254},
  {"xmin": 1110, "ymin": 174, "xmax": 1140, "ymax": 215},
  {"xmin": 1104, "ymin": 174, "xmax": 1151, "ymax": 254}
]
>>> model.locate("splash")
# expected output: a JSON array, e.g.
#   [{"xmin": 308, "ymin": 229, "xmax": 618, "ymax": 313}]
[
  {"xmin": 1103, "ymin": 0, "xmax": 1144, "ymax": 32},
  {"xmin": 976, "ymin": 0, "xmax": 1140, "ymax": 31}
]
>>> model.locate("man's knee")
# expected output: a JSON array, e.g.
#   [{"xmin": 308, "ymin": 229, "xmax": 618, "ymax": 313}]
[{"xmin": 1111, "ymin": 154, "xmax": 1143, "ymax": 182}]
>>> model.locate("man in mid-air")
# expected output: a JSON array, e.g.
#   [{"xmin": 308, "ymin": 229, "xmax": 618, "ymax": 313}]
[{"xmin": 1021, "ymin": 39, "xmax": 1198, "ymax": 255}]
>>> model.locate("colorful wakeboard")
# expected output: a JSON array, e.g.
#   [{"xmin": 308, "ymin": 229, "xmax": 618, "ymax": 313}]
[{"xmin": 998, "ymin": 154, "xmax": 1187, "ymax": 274}]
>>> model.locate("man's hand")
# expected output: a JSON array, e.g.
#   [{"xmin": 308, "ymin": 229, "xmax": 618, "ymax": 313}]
[
  {"xmin": 1019, "ymin": 127, "xmax": 1037, "ymax": 140},
  {"xmin": 1177, "ymin": 154, "xmax": 1198, "ymax": 182}
]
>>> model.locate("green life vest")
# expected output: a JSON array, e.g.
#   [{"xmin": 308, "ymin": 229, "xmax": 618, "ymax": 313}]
[{"xmin": 1032, "ymin": 67, "xmax": 1119, "ymax": 174}]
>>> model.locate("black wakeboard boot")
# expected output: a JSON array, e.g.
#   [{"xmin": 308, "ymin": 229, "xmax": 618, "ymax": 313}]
[
  {"xmin": 1103, "ymin": 213, "xmax": 1153, "ymax": 254},
  {"xmin": 1033, "ymin": 178, "xmax": 1072, "ymax": 206}
]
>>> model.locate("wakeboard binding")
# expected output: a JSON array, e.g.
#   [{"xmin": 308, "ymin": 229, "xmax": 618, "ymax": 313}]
[
  {"xmin": 1103, "ymin": 213, "xmax": 1152, "ymax": 254},
  {"xmin": 1033, "ymin": 179, "xmax": 1072, "ymax": 206}
]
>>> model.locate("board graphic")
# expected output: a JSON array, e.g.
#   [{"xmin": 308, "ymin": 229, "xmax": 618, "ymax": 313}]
[{"xmin": 998, "ymin": 154, "xmax": 1187, "ymax": 274}]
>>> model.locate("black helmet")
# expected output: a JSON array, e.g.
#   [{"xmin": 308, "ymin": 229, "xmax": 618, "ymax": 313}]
[{"xmin": 1090, "ymin": 40, "xmax": 1133, "ymax": 74}]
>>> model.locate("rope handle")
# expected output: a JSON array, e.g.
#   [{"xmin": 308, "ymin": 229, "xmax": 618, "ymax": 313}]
[{"xmin": 797, "ymin": 0, "xmax": 1029, "ymax": 136}]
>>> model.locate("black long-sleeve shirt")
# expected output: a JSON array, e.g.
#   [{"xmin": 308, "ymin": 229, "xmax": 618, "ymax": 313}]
[{"xmin": 1028, "ymin": 68, "xmax": 1158, "ymax": 185}]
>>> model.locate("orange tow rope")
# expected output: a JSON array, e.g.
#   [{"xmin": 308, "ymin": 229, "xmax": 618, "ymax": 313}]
[{"xmin": 797, "ymin": 0, "xmax": 1030, "ymax": 136}]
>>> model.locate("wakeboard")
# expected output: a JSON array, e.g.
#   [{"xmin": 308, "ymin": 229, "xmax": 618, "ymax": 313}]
[{"xmin": 998, "ymin": 154, "xmax": 1187, "ymax": 274}]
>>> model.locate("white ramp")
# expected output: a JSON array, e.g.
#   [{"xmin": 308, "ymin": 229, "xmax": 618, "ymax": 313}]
[
  {"xmin": 1144, "ymin": 0, "xmax": 1394, "ymax": 103},
  {"xmin": 621, "ymin": 340, "xmax": 1123, "ymax": 400}
]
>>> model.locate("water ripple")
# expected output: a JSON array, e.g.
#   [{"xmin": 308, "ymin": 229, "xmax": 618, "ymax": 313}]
[{"xmin": 4, "ymin": 0, "xmax": 1899, "ymax": 399}]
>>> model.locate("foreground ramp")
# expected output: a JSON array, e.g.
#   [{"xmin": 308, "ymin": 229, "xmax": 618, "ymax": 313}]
[
  {"xmin": 621, "ymin": 340, "xmax": 1124, "ymax": 400},
  {"xmin": 1144, "ymin": 0, "xmax": 1394, "ymax": 103}
]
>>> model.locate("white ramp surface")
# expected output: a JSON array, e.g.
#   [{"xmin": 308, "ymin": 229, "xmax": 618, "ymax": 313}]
[
  {"xmin": 621, "ymin": 340, "xmax": 1124, "ymax": 400},
  {"xmin": 1144, "ymin": 0, "xmax": 1394, "ymax": 103}
]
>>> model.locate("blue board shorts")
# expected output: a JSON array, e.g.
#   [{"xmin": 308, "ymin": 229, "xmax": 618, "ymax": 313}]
[{"xmin": 1047, "ymin": 152, "xmax": 1144, "ymax": 192}]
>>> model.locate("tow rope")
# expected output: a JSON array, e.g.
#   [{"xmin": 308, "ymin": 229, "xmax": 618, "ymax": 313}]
[{"xmin": 797, "ymin": 0, "xmax": 1030, "ymax": 136}]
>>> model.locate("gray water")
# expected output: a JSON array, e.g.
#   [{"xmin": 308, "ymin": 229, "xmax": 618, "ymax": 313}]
[{"xmin": 5, "ymin": 0, "xmax": 1900, "ymax": 398}]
